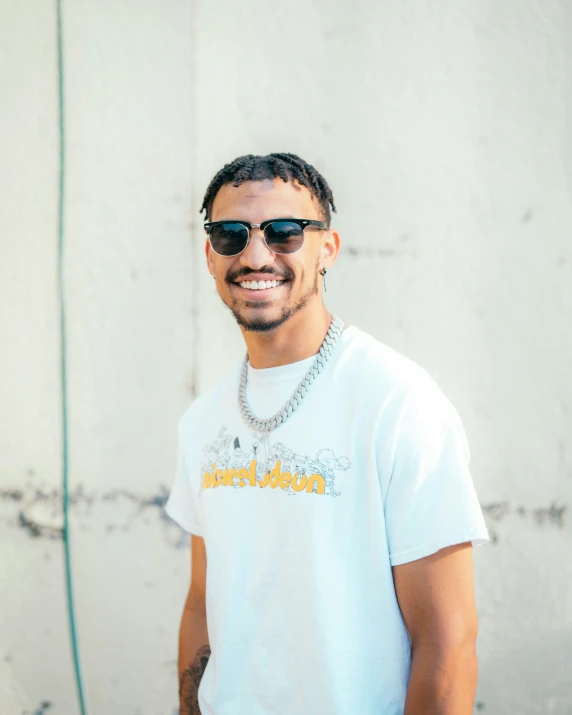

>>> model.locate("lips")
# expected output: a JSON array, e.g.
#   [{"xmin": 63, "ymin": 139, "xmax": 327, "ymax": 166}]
[
  {"xmin": 229, "ymin": 272, "xmax": 289, "ymax": 296},
  {"xmin": 237, "ymin": 279, "xmax": 285, "ymax": 290}
]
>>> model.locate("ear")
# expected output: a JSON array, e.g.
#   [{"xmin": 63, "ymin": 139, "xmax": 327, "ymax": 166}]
[
  {"xmin": 321, "ymin": 228, "xmax": 341, "ymax": 271},
  {"xmin": 205, "ymin": 237, "xmax": 215, "ymax": 276}
]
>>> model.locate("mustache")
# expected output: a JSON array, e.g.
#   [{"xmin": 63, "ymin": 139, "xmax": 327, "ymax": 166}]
[{"xmin": 226, "ymin": 266, "xmax": 295, "ymax": 283}]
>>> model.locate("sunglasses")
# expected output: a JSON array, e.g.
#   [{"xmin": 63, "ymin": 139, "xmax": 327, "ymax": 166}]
[{"xmin": 204, "ymin": 218, "xmax": 327, "ymax": 257}]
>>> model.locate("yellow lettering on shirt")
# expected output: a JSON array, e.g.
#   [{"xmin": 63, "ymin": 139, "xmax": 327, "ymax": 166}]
[
  {"xmin": 201, "ymin": 459, "xmax": 330, "ymax": 497},
  {"xmin": 269, "ymin": 461, "xmax": 281, "ymax": 489},
  {"xmin": 290, "ymin": 473, "xmax": 307, "ymax": 492},
  {"xmin": 279, "ymin": 472, "xmax": 292, "ymax": 489},
  {"xmin": 237, "ymin": 467, "xmax": 249, "ymax": 487},
  {"xmin": 223, "ymin": 468, "xmax": 236, "ymax": 487},
  {"xmin": 258, "ymin": 471, "xmax": 270, "ymax": 488},
  {"xmin": 306, "ymin": 473, "xmax": 326, "ymax": 494},
  {"xmin": 249, "ymin": 460, "xmax": 257, "ymax": 487}
]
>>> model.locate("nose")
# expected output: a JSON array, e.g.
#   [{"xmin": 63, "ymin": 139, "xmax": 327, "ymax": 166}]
[{"xmin": 238, "ymin": 228, "xmax": 275, "ymax": 269}]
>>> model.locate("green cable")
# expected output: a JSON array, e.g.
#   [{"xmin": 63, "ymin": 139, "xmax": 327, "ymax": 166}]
[{"xmin": 56, "ymin": 1, "xmax": 89, "ymax": 713}]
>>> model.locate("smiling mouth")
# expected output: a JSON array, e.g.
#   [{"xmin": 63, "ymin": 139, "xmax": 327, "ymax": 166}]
[{"xmin": 236, "ymin": 279, "xmax": 285, "ymax": 291}]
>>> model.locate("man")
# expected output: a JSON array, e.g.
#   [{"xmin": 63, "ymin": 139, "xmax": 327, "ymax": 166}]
[{"xmin": 165, "ymin": 152, "xmax": 489, "ymax": 715}]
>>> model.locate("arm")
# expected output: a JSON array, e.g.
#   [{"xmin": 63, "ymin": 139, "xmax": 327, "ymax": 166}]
[
  {"xmin": 392, "ymin": 542, "xmax": 479, "ymax": 715},
  {"xmin": 178, "ymin": 535, "xmax": 210, "ymax": 715}
]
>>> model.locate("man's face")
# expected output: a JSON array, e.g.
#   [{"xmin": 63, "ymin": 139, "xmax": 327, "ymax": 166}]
[{"xmin": 205, "ymin": 178, "xmax": 338, "ymax": 332}]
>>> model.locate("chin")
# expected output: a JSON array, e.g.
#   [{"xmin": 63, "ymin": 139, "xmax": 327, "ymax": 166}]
[
  {"xmin": 229, "ymin": 299, "xmax": 301, "ymax": 332},
  {"xmin": 232, "ymin": 309, "xmax": 290, "ymax": 333},
  {"xmin": 223, "ymin": 288, "xmax": 313, "ymax": 333}
]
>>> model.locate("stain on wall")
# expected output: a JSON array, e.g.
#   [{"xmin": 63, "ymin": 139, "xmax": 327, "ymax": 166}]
[
  {"xmin": 481, "ymin": 501, "xmax": 567, "ymax": 527},
  {"xmin": 2, "ymin": 484, "xmax": 184, "ymax": 546}
]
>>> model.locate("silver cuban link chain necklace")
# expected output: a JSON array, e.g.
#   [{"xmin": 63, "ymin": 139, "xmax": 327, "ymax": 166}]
[{"xmin": 238, "ymin": 314, "xmax": 345, "ymax": 433}]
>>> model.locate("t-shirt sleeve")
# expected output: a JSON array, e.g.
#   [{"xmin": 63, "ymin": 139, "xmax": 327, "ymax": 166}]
[
  {"xmin": 384, "ymin": 376, "xmax": 489, "ymax": 566},
  {"xmin": 164, "ymin": 411, "xmax": 203, "ymax": 536}
]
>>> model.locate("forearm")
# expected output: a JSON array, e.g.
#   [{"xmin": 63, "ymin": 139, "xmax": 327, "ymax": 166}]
[
  {"xmin": 178, "ymin": 592, "xmax": 210, "ymax": 715},
  {"xmin": 403, "ymin": 640, "xmax": 478, "ymax": 715}
]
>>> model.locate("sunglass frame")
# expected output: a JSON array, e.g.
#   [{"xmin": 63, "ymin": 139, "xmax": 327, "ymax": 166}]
[{"xmin": 204, "ymin": 218, "xmax": 327, "ymax": 257}]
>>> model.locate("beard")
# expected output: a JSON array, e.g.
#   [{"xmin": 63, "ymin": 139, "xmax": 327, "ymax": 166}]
[{"xmin": 224, "ymin": 264, "xmax": 320, "ymax": 333}]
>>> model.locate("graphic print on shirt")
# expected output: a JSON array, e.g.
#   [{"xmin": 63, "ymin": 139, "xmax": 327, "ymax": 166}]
[{"xmin": 200, "ymin": 427, "xmax": 351, "ymax": 497}]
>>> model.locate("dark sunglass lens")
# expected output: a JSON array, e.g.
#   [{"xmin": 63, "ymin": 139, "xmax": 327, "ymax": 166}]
[
  {"xmin": 264, "ymin": 221, "xmax": 304, "ymax": 254},
  {"xmin": 210, "ymin": 223, "xmax": 248, "ymax": 256}
]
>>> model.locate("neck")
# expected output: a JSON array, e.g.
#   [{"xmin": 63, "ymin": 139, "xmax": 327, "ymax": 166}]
[{"xmin": 241, "ymin": 306, "xmax": 333, "ymax": 369}]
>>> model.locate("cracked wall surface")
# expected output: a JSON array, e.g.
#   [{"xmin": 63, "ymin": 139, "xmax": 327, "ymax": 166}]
[{"xmin": 1, "ymin": 1, "xmax": 571, "ymax": 713}]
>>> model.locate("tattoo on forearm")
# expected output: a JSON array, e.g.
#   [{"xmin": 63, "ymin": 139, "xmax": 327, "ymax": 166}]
[{"xmin": 179, "ymin": 644, "xmax": 211, "ymax": 715}]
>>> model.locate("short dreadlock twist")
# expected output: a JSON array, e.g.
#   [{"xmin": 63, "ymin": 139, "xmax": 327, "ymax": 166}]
[{"xmin": 200, "ymin": 153, "xmax": 337, "ymax": 226}]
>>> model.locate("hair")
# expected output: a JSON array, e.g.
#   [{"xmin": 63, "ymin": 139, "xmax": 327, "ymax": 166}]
[{"xmin": 200, "ymin": 152, "xmax": 337, "ymax": 226}]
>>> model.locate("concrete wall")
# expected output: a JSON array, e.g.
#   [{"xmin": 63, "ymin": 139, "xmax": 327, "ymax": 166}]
[{"xmin": 1, "ymin": 1, "xmax": 571, "ymax": 713}]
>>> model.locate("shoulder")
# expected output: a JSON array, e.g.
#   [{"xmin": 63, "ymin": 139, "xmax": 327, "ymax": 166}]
[
  {"xmin": 341, "ymin": 326, "xmax": 447, "ymax": 401},
  {"xmin": 341, "ymin": 326, "xmax": 463, "ymax": 438}
]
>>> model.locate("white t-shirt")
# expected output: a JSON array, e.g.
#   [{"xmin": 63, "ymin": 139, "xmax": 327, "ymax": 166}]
[{"xmin": 165, "ymin": 325, "xmax": 489, "ymax": 715}]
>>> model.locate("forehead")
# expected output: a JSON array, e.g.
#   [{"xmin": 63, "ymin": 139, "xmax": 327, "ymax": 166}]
[{"xmin": 210, "ymin": 179, "xmax": 321, "ymax": 222}]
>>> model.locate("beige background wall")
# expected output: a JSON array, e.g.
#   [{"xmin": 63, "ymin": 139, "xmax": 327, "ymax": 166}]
[{"xmin": 1, "ymin": 1, "xmax": 571, "ymax": 713}]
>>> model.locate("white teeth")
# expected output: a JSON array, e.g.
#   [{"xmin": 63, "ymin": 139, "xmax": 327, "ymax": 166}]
[{"xmin": 239, "ymin": 278, "xmax": 283, "ymax": 290}]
